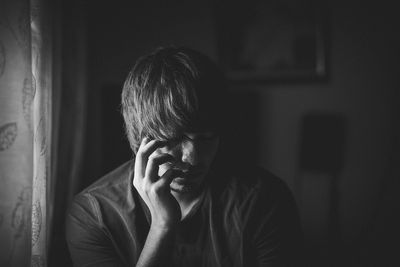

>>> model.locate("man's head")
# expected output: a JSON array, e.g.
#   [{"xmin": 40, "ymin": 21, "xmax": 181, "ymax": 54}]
[{"xmin": 121, "ymin": 47, "xmax": 226, "ymax": 193}]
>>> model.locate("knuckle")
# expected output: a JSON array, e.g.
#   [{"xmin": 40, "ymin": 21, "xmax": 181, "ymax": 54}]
[
  {"xmin": 133, "ymin": 177, "xmax": 141, "ymax": 187},
  {"xmin": 135, "ymin": 150, "xmax": 145, "ymax": 159},
  {"xmin": 141, "ymin": 149, "xmax": 151, "ymax": 158},
  {"xmin": 148, "ymin": 153, "xmax": 164, "ymax": 164},
  {"xmin": 139, "ymin": 142, "xmax": 155, "ymax": 155},
  {"xmin": 150, "ymin": 184, "xmax": 162, "ymax": 194},
  {"xmin": 146, "ymin": 140, "xmax": 157, "ymax": 149},
  {"xmin": 141, "ymin": 180, "xmax": 149, "ymax": 190},
  {"xmin": 137, "ymin": 143, "xmax": 146, "ymax": 153},
  {"xmin": 148, "ymin": 153, "xmax": 157, "ymax": 161},
  {"xmin": 142, "ymin": 184, "xmax": 150, "ymax": 194},
  {"xmin": 137, "ymin": 145, "xmax": 143, "ymax": 152},
  {"xmin": 153, "ymin": 183, "xmax": 163, "ymax": 193},
  {"xmin": 149, "ymin": 186, "xmax": 156, "ymax": 194}
]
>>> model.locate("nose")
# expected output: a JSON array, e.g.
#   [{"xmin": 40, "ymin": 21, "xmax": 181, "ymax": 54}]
[{"xmin": 180, "ymin": 139, "xmax": 199, "ymax": 166}]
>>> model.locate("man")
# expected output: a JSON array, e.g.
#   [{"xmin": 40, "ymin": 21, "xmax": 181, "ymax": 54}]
[{"xmin": 66, "ymin": 47, "xmax": 303, "ymax": 266}]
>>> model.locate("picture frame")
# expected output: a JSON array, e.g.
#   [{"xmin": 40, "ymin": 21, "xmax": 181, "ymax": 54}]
[{"xmin": 216, "ymin": 0, "xmax": 328, "ymax": 82}]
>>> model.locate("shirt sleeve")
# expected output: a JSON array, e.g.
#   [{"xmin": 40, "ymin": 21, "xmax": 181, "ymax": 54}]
[
  {"xmin": 65, "ymin": 193, "xmax": 126, "ymax": 267},
  {"xmin": 247, "ymin": 178, "xmax": 305, "ymax": 267}
]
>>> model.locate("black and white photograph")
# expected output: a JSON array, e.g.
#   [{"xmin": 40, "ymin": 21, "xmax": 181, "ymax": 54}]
[{"xmin": 0, "ymin": 0, "xmax": 399, "ymax": 266}]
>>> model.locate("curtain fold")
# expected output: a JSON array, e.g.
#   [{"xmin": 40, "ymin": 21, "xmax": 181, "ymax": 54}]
[
  {"xmin": 1, "ymin": 0, "xmax": 86, "ymax": 264},
  {"xmin": 48, "ymin": 1, "xmax": 88, "ymax": 265},
  {"xmin": 0, "ymin": 0, "xmax": 55, "ymax": 266},
  {"xmin": 30, "ymin": 0, "xmax": 52, "ymax": 265},
  {"xmin": 0, "ymin": 0, "xmax": 35, "ymax": 266}
]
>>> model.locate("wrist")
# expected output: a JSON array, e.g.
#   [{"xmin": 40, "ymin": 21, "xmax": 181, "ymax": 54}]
[{"xmin": 150, "ymin": 221, "xmax": 177, "ymax": 234}]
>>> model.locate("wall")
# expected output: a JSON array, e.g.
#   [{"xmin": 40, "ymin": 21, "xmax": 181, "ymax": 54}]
[
  {"xmin": 253, "ymin": 1, "xmax": 399, "ymax": 264},
  {"xmin": 82, "ymin": 0, "xmax": 400, "ymax": 265}
]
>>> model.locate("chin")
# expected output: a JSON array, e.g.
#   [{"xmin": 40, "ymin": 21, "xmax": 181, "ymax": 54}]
[{"xmin": 170, "ymin": 184, "xmax": 191, "ymax": 194}]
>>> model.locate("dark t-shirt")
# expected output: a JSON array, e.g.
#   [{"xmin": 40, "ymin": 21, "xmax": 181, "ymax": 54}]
[{"xmin": 66, "ymin": 160, "xmax": 304, "ymax": 267}]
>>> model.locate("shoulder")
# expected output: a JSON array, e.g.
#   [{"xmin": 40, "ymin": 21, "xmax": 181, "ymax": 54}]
[
  {"xmin": 210, "ymin": 166, "xmax": 298, "ymax": 226},
  {"xmin": 66, "ymin": 161, "xmax": 137, "ymax": 266},
  {"xmin": 213, "ymin": 166, "xmax": 293, "ymax": 204},
  {"xmin": 81, "ymin": 160, "xmax": 134, "ymax": 197},
  {"xmin": 68, "ymin": 160, "xmax": 136, "ymax": 224}
]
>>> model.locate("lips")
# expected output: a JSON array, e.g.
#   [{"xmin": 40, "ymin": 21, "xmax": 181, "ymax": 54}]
[{"xmin": 172, "ymin": 169, "xmax": 204, "ymax": 181}]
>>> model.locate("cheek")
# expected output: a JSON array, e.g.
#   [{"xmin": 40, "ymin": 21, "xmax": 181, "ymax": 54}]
[
  {"xmin": 212, "ymin": 139, "xmax": 220, "ymax": 154},
  {"xmin": 201, "ymin": 140, "xmax": 219, "ymax": 163}
]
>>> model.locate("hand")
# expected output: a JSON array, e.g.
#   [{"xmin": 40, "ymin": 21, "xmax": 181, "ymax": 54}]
[{"xmin": 133, "ymin": 137, "xmax": 182, "ymax": 230}]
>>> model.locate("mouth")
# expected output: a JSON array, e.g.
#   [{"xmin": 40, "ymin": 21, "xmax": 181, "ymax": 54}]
[
  {"xmin": 171, "ymin": 169, "xmax": 204, "ymax": 182},
  {"xmin": 170, "ymin": 174, "xmax": 204, "ymax": 193}
]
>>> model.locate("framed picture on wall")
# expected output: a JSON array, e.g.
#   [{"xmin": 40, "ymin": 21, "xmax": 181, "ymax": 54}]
[{"xmin": 216, "ymin": 0, "xmax": 328, "ymax": 82}]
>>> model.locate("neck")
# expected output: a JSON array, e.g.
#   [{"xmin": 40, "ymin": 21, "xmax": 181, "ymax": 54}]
[{"xmin": 171, "ymin": 187, "xmax": 205, "ymax": 220}]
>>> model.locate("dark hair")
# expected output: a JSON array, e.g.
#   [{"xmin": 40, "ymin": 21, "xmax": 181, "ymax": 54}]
[{"xmin": 121, "ymin": 46, "xmax": 227, "ymax": 153}]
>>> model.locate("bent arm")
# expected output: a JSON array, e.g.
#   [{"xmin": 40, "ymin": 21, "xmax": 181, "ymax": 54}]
[
  {"xmin": 135, "ymin": 225, "xmax": 175, "ymax": 267},
  {"xmin": 66, "ymin": 193, "xmax": 176, "ymax": 267},
  {"xmin": 66, "ymin": 194, "xmax": 126, "ymax": 267}
]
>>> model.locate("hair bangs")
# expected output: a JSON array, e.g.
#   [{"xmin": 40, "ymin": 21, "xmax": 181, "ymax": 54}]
[
  {"xmin": 139, "ymin": 71, "xmax": 199, "ymax": 142},
  {"xmin": 122, "ymin": 46, "xmax": 227, "ymax": 153}
]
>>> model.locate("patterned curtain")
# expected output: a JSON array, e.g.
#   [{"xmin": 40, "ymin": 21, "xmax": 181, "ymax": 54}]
[{"xmin": 0, "ymin": 0, "xmax": 54, "ymax": 266}]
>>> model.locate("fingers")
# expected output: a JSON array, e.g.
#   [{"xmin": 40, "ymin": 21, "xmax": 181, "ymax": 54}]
[
  {"xmin": 145, "ymin": 153, "xmax": 175, "ymax": 182},
  {"xmin": 155, "ymin": 168, "xmax": 183, "ymax": 189},
  {"xmin": 134, "ymin": 137, "xmax": 166, "ymax": 178}
]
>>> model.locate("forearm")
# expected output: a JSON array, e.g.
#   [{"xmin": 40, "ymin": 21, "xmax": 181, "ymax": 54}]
[{"xmin": 135, "ymin": 225, "xmax": 175, "ymax": 267}]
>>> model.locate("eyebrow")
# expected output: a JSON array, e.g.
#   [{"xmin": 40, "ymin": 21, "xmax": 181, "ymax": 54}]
[{"xmin": 183, "ymin": 132, "xmax": 216, "ymax": 140}]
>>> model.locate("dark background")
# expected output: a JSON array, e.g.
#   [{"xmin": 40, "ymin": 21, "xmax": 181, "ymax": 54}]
[{"xmin": 55, "ymin": 0, "xmax": 400, "ymax": 266}]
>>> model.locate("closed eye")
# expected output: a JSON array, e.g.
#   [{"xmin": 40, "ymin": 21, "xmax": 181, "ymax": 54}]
[
  {"xmin": 163, "ymin": 138, "xmax": 182, "ymax": 149},
  {"xmin": 162, "ymin": 132, "xmax": 217, "ymax": 149},
  {"xmin": 183, "ymin": 132, "xmax": 217, "ymax": 141}
]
